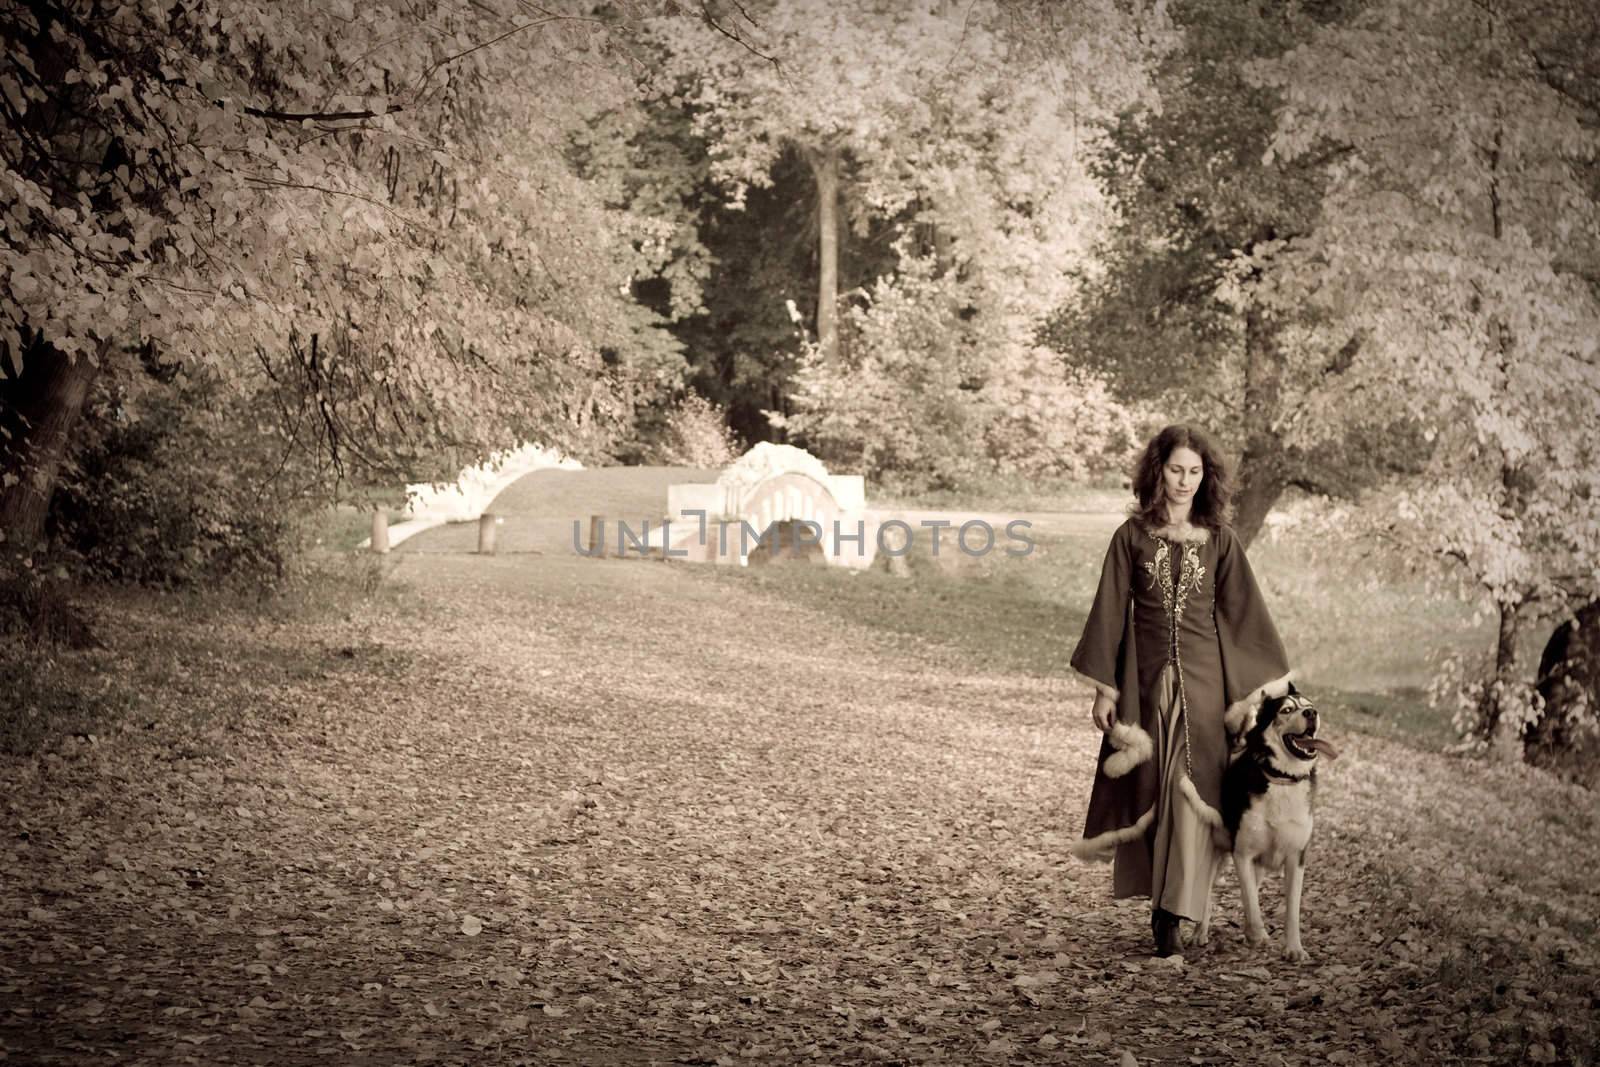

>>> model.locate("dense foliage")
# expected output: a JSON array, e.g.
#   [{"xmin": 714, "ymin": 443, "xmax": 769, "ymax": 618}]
[
  {"xmin": 1245, "ymin": 0, "xmax": 1600, "ymax": 760},
  {"xmin": 47, "ymin": 361, "xmax": 311, "ymax": 586},
  {"xmin": 629, "ymin": 0, "xmax": 1164, "ymax": 488},
  {"xmin": 1, "ymin": 0, "xmax": 674, "ymax": 574},
  {"xmin": 1043, "ymin": 0, "xmax": 1438, "ymax": 545},
  {"xmin": 780, "ymin": 261, "xmax": 1139, "ymax": 487}
]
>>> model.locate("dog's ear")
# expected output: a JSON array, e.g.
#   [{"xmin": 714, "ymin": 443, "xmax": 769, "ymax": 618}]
[
  {"xmin": 1287, "ymin": 681, "xmax": 1299, "ymax": 697},
  {"xmin": 1254, "ymin": 696, "xmax": 1279, "ymax": 732}
]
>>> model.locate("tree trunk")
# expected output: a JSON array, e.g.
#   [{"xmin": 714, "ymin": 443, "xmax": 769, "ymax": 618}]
[
  {"xmin": 1233, "ymin": 445, "xmax": 1287, "ymax": 549},
  {"xmin": 0, "ymin": 335, "xmax": 103, "ymax": 551},
  {"xmin": 808, "ymin": 143, "xmax": 840, "ymax": 363},
  {"xmin": 1485, "ymin": 597, "xmax": 1527, "ymax": 763},
  {"xmin": 1530, "ymin": 599, "xmax": 1600, "ymax": 786},
  {"xmin": 1477, "ymin": 129, "xmax": 1528, "ymax": 764},
  {"xmin": 1479, "ymin": 455, "xmax": 1532, "ymax": 762},
  {"xmin": 1232, "ymin": 306, "xmax": 1286, "ymax": 548},
  {"xmin": 930, "ymin": 216, "xmax": 956, "ymax": 277}
]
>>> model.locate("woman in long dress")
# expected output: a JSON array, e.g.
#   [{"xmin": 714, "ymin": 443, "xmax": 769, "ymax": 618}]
[{"xmin": 1069, "ymin": 425, "xmax": 1294, "ymax": 956}]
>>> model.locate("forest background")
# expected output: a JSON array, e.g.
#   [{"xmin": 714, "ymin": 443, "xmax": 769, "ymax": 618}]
[{"xmin": 4, "ymin": 0, "xmax": 1600, "ymax": 774}]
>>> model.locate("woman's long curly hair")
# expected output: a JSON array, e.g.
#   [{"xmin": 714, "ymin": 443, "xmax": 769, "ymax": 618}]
[{"xmin": 1131, "ymin": 424, "xmax": 1234, "ymax": 531}]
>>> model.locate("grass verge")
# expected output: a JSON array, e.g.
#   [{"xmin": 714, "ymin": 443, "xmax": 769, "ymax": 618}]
[
  {"xmin": 1311, "ymin": 685, "xmax": 1458, "ymax": 753},
  {"xmin": 710, "ymin": 527, "xmax": 1468, "ymax": 753},
  {"xmin": 870, "ymin": 471, "xmax": 1133, "ymax": 514},
  {"xmin": 707, "ymin": 532, "xmax": 1092, "ymax": 679},
  {"xmin": 309, "ymin": 505, "xmax": 411, "ymax": 552}
]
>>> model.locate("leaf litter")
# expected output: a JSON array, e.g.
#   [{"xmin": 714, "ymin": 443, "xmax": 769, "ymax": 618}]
[{"xmin": 0, "ymin": 552, "xmax": 1596, "ymax": 1064}]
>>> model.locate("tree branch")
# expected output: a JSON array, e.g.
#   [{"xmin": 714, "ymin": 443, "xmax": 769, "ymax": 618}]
[
  {"xmin": 1285, "ymin": 474, "xmax": 1342, "ymax": 498},
  {"xmin": 682, "ymin": 0, "xmax": 782, "ymax": 70},
  {"xmin": 417, "ymin": 15, "xmax": 571, "ymax": 87},
  {"xmin": 155, "ymin": 74, "xmax": 408, "ymax": 124},
  {"xmin": 243, "ymin": 103, "xmax": 404, "ymax": 123},
  {"xmin": 241, "ymin": 174, "xmax": 430, "ymax": 232},
  {"xmin": 943, "ymin": 0, "xmax": 980, "ymax": 74}
]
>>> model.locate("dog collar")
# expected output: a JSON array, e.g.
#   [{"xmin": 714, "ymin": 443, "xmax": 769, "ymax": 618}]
[{"xmin": 1262, "ymin": 764, "xmax": 1311, "ymax": 783}]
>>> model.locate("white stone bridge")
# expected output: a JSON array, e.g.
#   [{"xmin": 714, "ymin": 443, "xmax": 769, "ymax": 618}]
[{"xmin": 652, "ymin": 443, "xmax": 874, "ymax": 568}]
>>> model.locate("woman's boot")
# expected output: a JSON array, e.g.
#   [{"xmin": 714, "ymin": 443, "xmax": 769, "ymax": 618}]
[{"xmin": 1151, "ymin": 908, "xmax": 1181, "ymax": 957}]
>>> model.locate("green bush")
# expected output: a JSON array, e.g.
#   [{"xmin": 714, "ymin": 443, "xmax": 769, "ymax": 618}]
[
  {"xmin": 779, "ymin": 262, "xmax": 1142, "ymax": 490},
  {"xmin": 48, "ymin": 370, "xmax": 310, "ymax": 589},
  {"xmin": 644, "ymin": 392, "xmax": 742, "ymax": 468},
  {"xmin": 0, "ymin": 560, "xmax": 99, "ymax": 648},
  {"xmin": 778, "ymin": 265, "xmax": 986, "ymax": 489}
]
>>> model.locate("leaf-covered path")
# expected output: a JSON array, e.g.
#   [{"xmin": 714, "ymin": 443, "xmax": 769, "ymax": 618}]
[{"xmin": 4, "ymin": 551, "xmax": 1598, "ymax": 1065}]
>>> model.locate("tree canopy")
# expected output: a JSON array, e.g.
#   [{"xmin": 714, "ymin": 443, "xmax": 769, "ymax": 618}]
[
  {"xmin": 1245, "ymin": 0, "xmax": 1600, "ymax": 757},
  {"xmin": 623, "ymin": 0, "xmax": 1164, "ymax": 485},
  {"xmin": 1042, "ymin": 0, "xmax": 1442, "ymax": 545},
  {"xmin": 2, "ymin": 0, "xmax": 673, "ymax": 549}
]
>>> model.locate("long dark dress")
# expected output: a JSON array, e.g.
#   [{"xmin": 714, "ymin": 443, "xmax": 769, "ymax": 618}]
[{"xmin": 1068, "ymin": 518, "xmax": 1292, "ymax": 916}]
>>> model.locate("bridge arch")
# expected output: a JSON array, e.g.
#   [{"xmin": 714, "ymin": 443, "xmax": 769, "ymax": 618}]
[{"xmin": 661, "ymin": 443, "xmax": 871, "ymax": 568}]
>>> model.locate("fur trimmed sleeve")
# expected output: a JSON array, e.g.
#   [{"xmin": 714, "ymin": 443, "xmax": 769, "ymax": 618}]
[
  {"xmin": 1069, "ymin": 522, "xmax": 1132, "ymax": 695},
  {"xmin": 1214, "ymin": 525, "xmax": 1293, "ymax": 729}
]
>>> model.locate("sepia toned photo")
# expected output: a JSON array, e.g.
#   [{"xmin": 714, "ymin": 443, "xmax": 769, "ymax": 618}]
[{"xmin": 3, "ymin": 1, "xmax": 1597, "ymax": 1063}]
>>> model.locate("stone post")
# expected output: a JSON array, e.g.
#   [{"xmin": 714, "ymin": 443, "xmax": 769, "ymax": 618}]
[
  {"xmin": 370, "ymin": 510, "xmax": 390, "ymax": 554},
  {"xmin": 478, "ymin": 513, "xmax": 499, "ymax": 555}
]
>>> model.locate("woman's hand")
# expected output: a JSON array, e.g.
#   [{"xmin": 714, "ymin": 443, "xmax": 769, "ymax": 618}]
[{"xmin": 1091, "ymin": 692, "xmax": 1117, "ymax": 733}]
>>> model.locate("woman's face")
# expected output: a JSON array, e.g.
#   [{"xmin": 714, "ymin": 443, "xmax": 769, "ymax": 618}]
[{"xmin": 1162, "ymin": 445, "xmax": 1205, "ymax": 510}]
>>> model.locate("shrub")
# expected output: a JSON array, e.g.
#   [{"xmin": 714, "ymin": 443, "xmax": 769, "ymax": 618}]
[
  {"xmin": 48, "ymin": 368, "xmax": 311, "ymax": 589},
  {"xmin": 0, "ymin": 558, "xmax": 99, "ymax": 648},
  {"xmin": 778, "ymin": 266, "xmax": 986, "ymax": 489},
  {"xmin": 645, "ymin": 392, "xmax": 742, "ymax": 468},
  {"xmin": 779, "ymin": 264, "xmax": 1142, "ymax": 490},
  {"xmin": 982, "ymin": 349, "xmax": 1141, "ymax": 481}
]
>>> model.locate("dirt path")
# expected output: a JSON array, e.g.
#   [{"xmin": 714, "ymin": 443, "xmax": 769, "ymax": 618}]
[{"xmin": 3, "ymin": 551, "xmax": 1597, "ymax": 1064}]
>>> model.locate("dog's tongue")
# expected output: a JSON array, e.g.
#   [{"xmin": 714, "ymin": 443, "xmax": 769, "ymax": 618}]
[{"xmin": 1300, "ymin": 736, "xmax": 1340, "ymax": 760}]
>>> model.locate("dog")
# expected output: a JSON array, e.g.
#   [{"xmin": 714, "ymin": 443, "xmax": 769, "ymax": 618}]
[{"xmin": 1195, "ymin": 685, "xmax": 1339, "ymax": 961}]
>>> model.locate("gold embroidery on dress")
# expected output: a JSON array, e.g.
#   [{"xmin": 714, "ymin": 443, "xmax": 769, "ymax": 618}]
[
  {"xmin": 1142, "ymin": 531, "xmax": 1211, "ymax": 785},
  {"xmin": 1143, "ymin": 538, "xmax": 1171, "ymax": 611},
  {"xmin": 1144, "ymin": 536, "xmax": 1205, "ymax": 619},
  {"xmin": 1174, "ymin": 540, "xmax": 1205, "ymax": 617}
]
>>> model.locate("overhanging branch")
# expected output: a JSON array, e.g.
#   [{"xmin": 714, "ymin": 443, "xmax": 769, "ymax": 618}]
[{"xmin": 243, "ymin": 103, "xmax": 404, "ymax": 123}]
